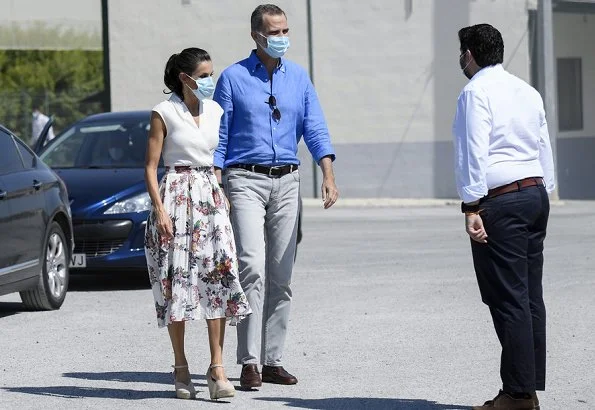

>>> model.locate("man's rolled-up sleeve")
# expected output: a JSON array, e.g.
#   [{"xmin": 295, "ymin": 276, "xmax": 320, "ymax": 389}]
[
  {"xmin": 453, "ymin": 89, "xmax": 491, "ymax": 203},
  {"xmin": 213, "ymin": 73, "xmax": 233, "ymax": 169},
  {"xmin": 302, "ymin": 79, "xmax": 335, "ymax": 163},
  {"xmin": 538, "ymin": 109, "xmax": 556, "ymax": 193}
]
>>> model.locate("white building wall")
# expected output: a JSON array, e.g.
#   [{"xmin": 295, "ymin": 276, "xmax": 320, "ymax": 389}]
[
  {"xmin": 553, "ymin": 11, "xmax": 595, "ymax": 198},
  {"xmin": 554, "ymin": 12, "xmax": 595, "ymax": 139},
  {"xmin": 108, "ymin": 0, "xmax": 531, "ymax": 198},
  {"xmin": 108, "ymin": 0, "xmax": 310, "ymax": 111}
]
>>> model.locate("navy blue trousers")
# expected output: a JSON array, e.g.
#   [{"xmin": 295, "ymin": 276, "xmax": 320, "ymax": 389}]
[{"xmin": 471, "ymin": 184, "xmax": 549, "ymax": 392}]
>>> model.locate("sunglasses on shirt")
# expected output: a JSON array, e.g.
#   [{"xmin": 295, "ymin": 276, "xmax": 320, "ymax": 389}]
[{"xmin": 268, "ymin": 95, "xmax": 281, "ymax": 121}]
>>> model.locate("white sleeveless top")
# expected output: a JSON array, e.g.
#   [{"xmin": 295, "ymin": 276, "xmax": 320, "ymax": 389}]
[{"xmin": 152, "ymin": 93, "xmax": 223, "ymax": 167}]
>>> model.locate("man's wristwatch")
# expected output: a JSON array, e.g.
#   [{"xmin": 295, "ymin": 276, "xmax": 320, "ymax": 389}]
[{"xmin": 461, "ymin": 201, "xmax": 480, "ymax": 214}]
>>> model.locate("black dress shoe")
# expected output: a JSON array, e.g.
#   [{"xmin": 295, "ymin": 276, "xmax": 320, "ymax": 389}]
[
  {"xmin": 261, "ymin": 366, "xmax": 298, "ymax": 385},
  {"xmin": 240, "ymin": 364, "xmax": 262, "ymax": 388}
]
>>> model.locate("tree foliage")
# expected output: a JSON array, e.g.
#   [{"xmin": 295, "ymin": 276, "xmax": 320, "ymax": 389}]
[{"xmin": 0, "ymin": 49, "xmax": 104, "ymax": 143}]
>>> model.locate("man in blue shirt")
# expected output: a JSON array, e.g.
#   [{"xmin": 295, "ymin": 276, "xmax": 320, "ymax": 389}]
[{"xmin": 214, "ymin": 3, "xmax": 338, "ymax": 388}]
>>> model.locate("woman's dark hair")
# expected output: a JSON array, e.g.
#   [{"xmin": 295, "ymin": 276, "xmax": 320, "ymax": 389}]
[
  {"xmin": 163, "ymin": 47, "xmax": 211, "ymax": 98},
  {"xmin": 458, "ymin": 24, "xmax": 504, "ymax": 68}
]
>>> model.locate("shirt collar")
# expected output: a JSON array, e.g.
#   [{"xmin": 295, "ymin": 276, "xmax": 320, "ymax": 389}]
[
  {"xmin": 168, "ymin": 92, "xmax": 190, "ymax": 114},
  {"xmin": 248, "ymin": 49, "xmax": 286, "ymax": 73},
  {"xmin": 470, "ymin": 63, "xmax": 504, "ymax": 81},
  {"xmin": 169, "ymin": 92, "xmax": 184, "ymax": 105},
  {"xmin": 168, "ymin": 92, "xmax": 202, "ymax": 127}
]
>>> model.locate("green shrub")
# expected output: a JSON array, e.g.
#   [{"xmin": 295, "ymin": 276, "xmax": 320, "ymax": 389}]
[{"xmin": 0, "ymin": 49, "xmax": 105, "ymax": 143}]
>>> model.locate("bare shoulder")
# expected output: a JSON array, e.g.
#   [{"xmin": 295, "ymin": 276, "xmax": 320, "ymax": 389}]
[{"xmin": 152, "ymin": 98, "xmax": 175, "ymax": 115}]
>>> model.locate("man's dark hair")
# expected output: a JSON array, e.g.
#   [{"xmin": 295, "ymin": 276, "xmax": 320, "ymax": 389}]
[
  {"xmin": 458, "ymin": 24, "xmax": 504, "ymax": 68},
  {"xmin": 251, "ymin": 4, "xmax": 286, "ymax": 32}
]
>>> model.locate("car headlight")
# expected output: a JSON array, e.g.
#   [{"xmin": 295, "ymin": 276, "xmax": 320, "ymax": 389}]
[{"xmin": 104, "ymin": 192, "xmax": 151, "ymax": 214}]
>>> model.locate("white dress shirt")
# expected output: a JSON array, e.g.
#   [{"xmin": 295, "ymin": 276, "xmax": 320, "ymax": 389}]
[
  {"xmin": 452, "ymin": 64, "xmax": 555, "ymax": 203},
  {"xmin": 152, "ymin": 93, "xmax": 223, "ymax": 167},
  {"xmin": 31, "ymin": 111, "xmax": 55, "ymax": 144}
]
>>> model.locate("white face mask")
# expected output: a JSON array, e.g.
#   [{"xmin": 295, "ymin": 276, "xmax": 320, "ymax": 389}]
[
  {"xmin": 257, "ymin": 32, "xmax": 290, "ymax": 58},
  {"xmin": 459, "ymin": 50, "xmax": 473, "ymax": 79},
  {"xmin": 185, "ymin": 75, "xmax": 215, "ymax": 100}
]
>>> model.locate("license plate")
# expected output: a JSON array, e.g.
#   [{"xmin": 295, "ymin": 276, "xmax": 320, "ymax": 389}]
[{"xmin": 70, "ymin": 253, "xmax": 86, "ymax": 268}]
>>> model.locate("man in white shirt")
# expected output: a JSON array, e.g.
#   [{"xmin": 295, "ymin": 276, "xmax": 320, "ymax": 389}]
[
  {"xmin": 31, "ymin": 106, "xmax": 55, "ymax": 146},
  {"xmin": 452, "ymin": 24, "xmax": 555, "ymax": 410}
]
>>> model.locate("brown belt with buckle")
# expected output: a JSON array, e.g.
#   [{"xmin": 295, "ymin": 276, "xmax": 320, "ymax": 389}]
[
  {"xmin": 487, "ymin": 177, "xmax": 544, "ymax": 199},
  {"xmin": 228, "ymin": 163, "xmax": 298, "ymax": 177},
  {"xmin": 166, "ymin": 166, "xmax": 211, "ymax": 173}
]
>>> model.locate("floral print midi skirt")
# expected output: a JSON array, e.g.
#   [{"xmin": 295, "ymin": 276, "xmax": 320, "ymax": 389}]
[{"xmin": 145, "ymin": 167, "xmax": 251, "ymax": 328}]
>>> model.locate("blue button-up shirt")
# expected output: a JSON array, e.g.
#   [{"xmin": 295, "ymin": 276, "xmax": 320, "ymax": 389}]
[{"xmin": 213, "ymin": 50, "xmax": 335, "ymax": 168}]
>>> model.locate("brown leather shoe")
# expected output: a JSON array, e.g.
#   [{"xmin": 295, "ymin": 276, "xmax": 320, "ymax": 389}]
[
  {"xmin": 239, "ymin": 364, "xmax": 262, "ymax": 388},
  {"xmin": 261, "ymin": 366, "xmax": 298, "ymax": 385},
  {"xmin": 473, "ymin": 390, "xmax": 539, "ymax": 409}
]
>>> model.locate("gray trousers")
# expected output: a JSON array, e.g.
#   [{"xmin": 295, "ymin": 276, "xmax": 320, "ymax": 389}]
[{"xmin": 224, "ymin": 167, "xmax": 300, "ymax": 366}]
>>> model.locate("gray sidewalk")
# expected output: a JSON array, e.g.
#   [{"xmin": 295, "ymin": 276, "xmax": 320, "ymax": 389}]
[{"xmin": 1, "ymin": 202, "xmax": 593, "ymax": 409}]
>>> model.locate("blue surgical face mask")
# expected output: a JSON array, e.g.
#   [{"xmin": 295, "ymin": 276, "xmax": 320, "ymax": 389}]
[
  {"xmin": 186, "ymin": 75, "xmax": 215, "ymax": 100},
  {"xmin": 258, "ymin": 33, "xmax": 290, "ymax": 58}
]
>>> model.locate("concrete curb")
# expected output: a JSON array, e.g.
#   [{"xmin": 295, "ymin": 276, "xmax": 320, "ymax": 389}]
[{"xmin": 302, "ymin": 198, "xmax": 569, "ymax": 208}]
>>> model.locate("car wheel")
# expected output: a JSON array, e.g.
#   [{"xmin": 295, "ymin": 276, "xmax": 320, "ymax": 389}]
[{"xmin": 20, "ymin": 222, "xmax": 70, "ymax": 310}]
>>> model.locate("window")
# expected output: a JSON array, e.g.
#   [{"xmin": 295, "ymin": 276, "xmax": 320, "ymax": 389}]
[
  {"xmin": 557, "ymin": 58, "xmax": 583, "ymax": 131},
  {"xmin": 40, "ymin": 119, "xmax": 151, "ymax": 168},
  {"xmin": 0, "ymin": 130, "xmax": 24, "ymax": 175},
  {"xmin": 15, "ymin": 138, "xmax": 36, "ymax": 169}
]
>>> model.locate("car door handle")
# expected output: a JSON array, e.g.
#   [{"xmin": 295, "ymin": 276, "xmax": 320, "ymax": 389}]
[
  {"xmin": 33, "ymin": 180, "xmax": 42, "ymax": 190},
  {"xmin": 0, "ymin": 190, "xmax": 6, "ymax": 200}
]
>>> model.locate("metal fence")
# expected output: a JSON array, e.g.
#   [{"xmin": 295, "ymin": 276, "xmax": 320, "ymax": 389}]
[{"xmin": 0, "ymin": 90, "xmax": 104, "ymax": 145}]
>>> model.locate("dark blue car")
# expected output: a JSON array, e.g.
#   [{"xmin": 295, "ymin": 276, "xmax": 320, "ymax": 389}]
[
  {"xmin": 0, "ymin": 123, "xmax": 73, "ymax": 309},
  {"xmin": 37, "ymin": 111, "xmax": 161, "ymax": 273}
]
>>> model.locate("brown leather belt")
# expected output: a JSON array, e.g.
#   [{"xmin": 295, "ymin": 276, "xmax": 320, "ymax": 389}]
[
  {"xmin": 228, "ymin": 163, "xmax": 298, "ymax": 177},
  {"xmin": 487, "ymin": 177, "xmax": 544, "ymax": 199},
  {"xmin": 166, "ymin": 166, "xmax": 211, "ymax": 173}
]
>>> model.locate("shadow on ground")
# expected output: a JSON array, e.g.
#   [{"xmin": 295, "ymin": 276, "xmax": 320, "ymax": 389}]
[
  {"xmin": 4, "ymin": 371, "xmax": 240, "ymax": 402},
  {"xmin": 0, "ymin": 272, "xmax": 149, "ymax": 317},
  {"xmin": 69, "ymin": 271, "xmax": 149, "ymax": 292},
  {"xmin": 3, "ymin": 373, "xmax": 468, "ymax": 408},
  {"xmin": 62, "ymin": 370, "xmax": 239, "ymax": 387},
  {"xmin": 3, "ymin": 386, "xmax": 469, "ymax": 408},
  {"xmin": 0, "ymin": 302, "xmax": 29, "ymax": 319},
  {"xmin": 3, "ymin": 386, "xmax": 227, "ymax": 403},
  {"xmin": 3, "ymin": 386, "xmax": 172, "ymax": 400},
  {"xmin": 255, "ymin": 397, "xmax": 471, "ymax": 409}
]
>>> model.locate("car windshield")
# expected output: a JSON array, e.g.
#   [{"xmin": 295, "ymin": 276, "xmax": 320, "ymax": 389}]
[{"xmin": 39, "ymin": 119, "xmax": 151, "ymax": 168}]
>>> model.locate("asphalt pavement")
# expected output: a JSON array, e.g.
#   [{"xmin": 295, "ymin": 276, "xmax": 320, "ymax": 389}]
[{"xmin": 1, "ymin": 201, "xmax": 593, "ymax": 410}]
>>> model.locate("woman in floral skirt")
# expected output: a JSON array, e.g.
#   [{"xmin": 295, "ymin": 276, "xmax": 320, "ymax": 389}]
[{"xmin": 144, "ymin": 47, "xmax": 251, "ymax": 400}]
